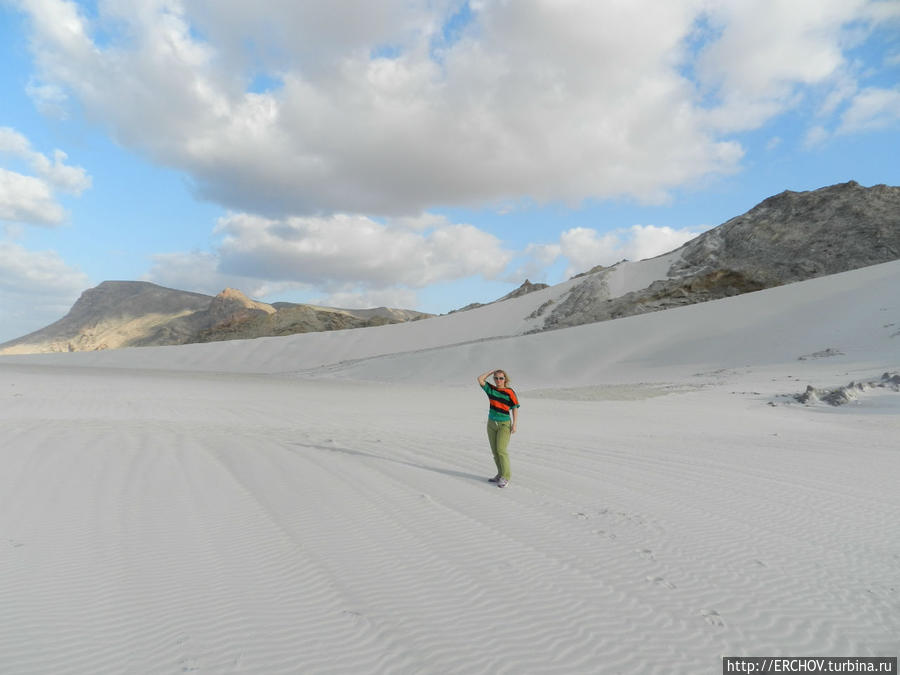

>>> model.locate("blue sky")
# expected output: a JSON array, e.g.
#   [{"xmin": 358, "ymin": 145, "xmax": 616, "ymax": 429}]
[{"xmin": 1, "ymin": 0, "xmax": 899, "ymax": 343}]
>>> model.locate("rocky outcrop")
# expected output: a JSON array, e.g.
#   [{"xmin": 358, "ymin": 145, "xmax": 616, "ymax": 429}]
[
  {"xmin": 452, "ymin": 279, "xmax": 550, "ymax": 313},
  {"xmin": 0, "ymin": 282, "xmax": 432, "ymax": 354},
  {"xmin": 794, "ymin": 372, "xmax": 900, "ymax": 406},
  {"xmin": 192, "ymin": 302, "xmax": 409, "ymax": 343},
  {"xmin": 669, "ymin": 181, "xmax": 900, "ymax": 283},
  {"xmin": 540, "ymin": 181, "xmax": 900, "ymax": 331},
  {"xmin": 542, "ymin": 269, "xmax": 768, "ymax": 330},
  {"xmin": 0, "ymin": 281, "xmax": 212, "ymax": 353}
]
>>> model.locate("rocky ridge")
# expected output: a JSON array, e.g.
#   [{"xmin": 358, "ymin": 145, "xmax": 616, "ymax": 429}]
[
  {"xmin": 451, "ymin": 279, "xmax": 549, "ymax": 313},
  {"xmin": 793, "ymin": 372, "xmax": 900, "ymax": 406},
  {"xmin": 0, "ymin": 283, "xmax": 431, "ymax": 354},
  {"xmin": 539, "ymin": 181, "xmax": 900, "ymax": 330},
  {"xmin": 2, "ymin": 181, "xmax": 897, "ymax": 355}
]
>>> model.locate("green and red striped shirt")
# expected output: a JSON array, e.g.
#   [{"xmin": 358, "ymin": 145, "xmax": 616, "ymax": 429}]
[{"xmin": 482, "ymin": 382, "xmax": 520, "ymax": 422}]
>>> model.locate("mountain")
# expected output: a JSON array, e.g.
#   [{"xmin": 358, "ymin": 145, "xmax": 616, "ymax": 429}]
[
  {"xmin": 537, "ymin": 181, "xmax": 900, "ymax": 330},
  {"xmin": 0, "ymin": 283, "xmax": 432, "ymax": 354},
  {"xmin": 3, "ymin": 181, "xmax": 897, "ymax": 355}
]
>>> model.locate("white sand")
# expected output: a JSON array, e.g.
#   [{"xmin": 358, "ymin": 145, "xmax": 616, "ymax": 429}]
[{"xmin": 1, "ymin": 260, "xmax": 898, "ymax": 673}]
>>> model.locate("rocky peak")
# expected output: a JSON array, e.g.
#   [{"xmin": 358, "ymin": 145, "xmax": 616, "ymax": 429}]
[
  {"xmin": 71, "ymin": 281, "xmax": 211, "ymax": 319},
  {"xmin": 540, "ymin": 180, "xmax": 900, "ymax": 331},
  {"xmin": 499, "ymin": 279, "xmax": 550, "ymax": 301},
  {"xmin": 212, "ymin": 288, "xmax": 276, "ymax": 314},
  {"xmin": 669, "ymin": 181, "xmax": 900, "ymax": 284},
  {"xmin": 207, "ymin": 288, "xmax": 276, "ymax": 328}
]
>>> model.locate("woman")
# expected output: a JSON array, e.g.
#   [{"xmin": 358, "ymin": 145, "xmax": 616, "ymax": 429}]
[{"xmin": 477, "ymin": 368, "xmax": 520, "ymax": 488}]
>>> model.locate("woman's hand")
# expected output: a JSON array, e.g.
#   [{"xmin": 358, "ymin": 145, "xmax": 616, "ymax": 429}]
[{"xmin": 477, "ymin": 369, "xmax": 497, "ymax": 386}]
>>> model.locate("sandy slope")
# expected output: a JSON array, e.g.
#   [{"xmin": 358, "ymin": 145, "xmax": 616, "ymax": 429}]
[{"xmin": 1, "ymin": 261, "xmax": 898, "ymax": 673}]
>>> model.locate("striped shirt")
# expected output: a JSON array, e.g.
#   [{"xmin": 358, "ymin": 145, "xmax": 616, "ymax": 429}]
[{"xmin": 482, "ymin": 382, "xmax": 520, "ymax": 422}]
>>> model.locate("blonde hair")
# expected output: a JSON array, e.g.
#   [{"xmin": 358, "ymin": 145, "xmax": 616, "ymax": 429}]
[{"xmin": 493, "ymin": 369, "xmax": 511, "ymax": 387}]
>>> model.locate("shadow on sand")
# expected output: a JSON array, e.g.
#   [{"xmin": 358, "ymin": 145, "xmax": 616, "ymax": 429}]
[{"xmin": 291, "ymin": 441, "xmax": 487, "ymax": 483}]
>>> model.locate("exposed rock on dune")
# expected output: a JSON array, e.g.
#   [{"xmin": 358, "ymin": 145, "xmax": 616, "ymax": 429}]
[
  {"xmin": 541, "ymin": 181, "xmax": 900, "ymax": 330},
  {"xmin": 452, "ymin": 279, "xmax": 550, "ymax": 313},
  {"xmin": 670, "ymin": 181, "xmax": 900, "ymax": 282}
]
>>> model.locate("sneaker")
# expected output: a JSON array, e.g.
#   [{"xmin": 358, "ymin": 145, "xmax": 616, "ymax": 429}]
[
  {"xmin": 488, "ymin": 474, "xmax": 501, "ymax": 483},
  {"xmin": 497, "ymin": 477, "xmax": 509, "ymax": 488}
]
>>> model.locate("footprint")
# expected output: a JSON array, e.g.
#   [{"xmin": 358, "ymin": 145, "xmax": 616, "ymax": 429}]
[
  {"xmin": 341, "ymin": 609, "xmax": 369, "ymax": 626},
  {"xmin": 700, "ymin": 609, "xmax": 725, "ymax": 629},
  {"xmin": 637, "ymin": 548, "xmax": 655, "ymax": 560},
  {"xmin": 573, "ymin": 512, "xmax": 590, "ymax": 520},
  {"xmin": 646, "ymin": 576, "xmax": 676, "ymax": 589},
  {"xmin": 592, "ymin": 529, "xmax": 617, "ymax": 540}
]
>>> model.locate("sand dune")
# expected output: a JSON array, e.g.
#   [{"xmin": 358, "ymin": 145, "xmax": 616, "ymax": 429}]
[{"xmin": 1, "ymin": 261, "xmax": 898, "ymax": 673}]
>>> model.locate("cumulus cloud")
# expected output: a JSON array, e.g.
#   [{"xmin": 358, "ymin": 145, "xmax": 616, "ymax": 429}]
[
  {"xmin": 0, "ymin": 126, "xmax": 91, "ymax": 226},
  {"xmin": 0, "ymin": 169, "xmax": 65, "ymax": 225},
  {"xmin": 314, "ymin": 286, "xmax": 420, "ymax": 312},
  {"xmin": 14, "ymin": 0, "xmax": 895, "ymax": 219},
  {"xmin": 0, "ymin": 241, "xmax": 90, "ymax": 342},
  {"xmin": 6, "ymin": 0, "xmax": 740, "ymax": 216},
  {"xmin": 556, "ymin": 224, "xmax": 703, "ymax": 277},
  {"xmin": 696, "ymin": 0, "xmax": 872, "ymax": 131},
  {"xmin": 145, "ymin": 211, "xmax": 512, "ymax": 303},
  {"xmin": 142, "ymin": 251, "xmax": 267, "ymax": 297},
  {"xmin": 144, "ymin": 249, "xmax": 321, "ymax": 301},
  {"xmin": 213, "ymin": 212, "xmax": 510, "ymax": 288}
]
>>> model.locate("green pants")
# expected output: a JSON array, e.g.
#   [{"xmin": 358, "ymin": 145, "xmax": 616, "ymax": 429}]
[{"xmin": 486, "ymin": 419, "xmax": 511, "ymax": 480}]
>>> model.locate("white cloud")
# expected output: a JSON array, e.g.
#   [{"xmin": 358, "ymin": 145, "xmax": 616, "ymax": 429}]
[
  {"xmin": 0, "ymin": 241, "xmax": 90, "ymax": 342},
  {"xmin": 26, "ymin": 79, "xmax": 69, "ymax": 119},
  {"xmin": 11, "ymin": 0, "xmax": 892, "ymax": 222},
  {"xmin": 31, "ymin": 148, "xmax": 92, "ymax": 194},
  {"xmin": 627, "ymin": 225, "xmax": 703, "ymax": 260},
  {"xmin": 213, "ymin": 212, "xmax": 510, "ymax": 288},
  {"xmin": 804, "ymin": 125, "xmax": 831, "ymax": 149},
  {"xmin": 144, "ymin": 251, "xmax": 423, "ymax": 310},
  {"xmin": 558, "ymin": 228, "xmax": 622, "ymax": 275},
  {"xmin": 698, "ymin": 0, "xmax": 855, "ymax": 93},
  {"xmin": 315, "ymin": 286, "xmax": 420, "ymax": 311},
  {"xmin": 142, "ymin": 250, "xmax": 273, "ymax": 298},
  {"xmin": 696, "ymin": 0, "xmax": 881, "ymax": 132},
  {"xmin": 0, "ymin": 126, "xmax": 91, "ymax": 226},
  {"xmin": 838, "ymin": 87, "xmax": 900, "ymax": 133},
  {"xmin": 0, "ymin": 168, "xmax": 66, "ymax": 225},
  {"xmin": 557, "ymin": 224, "xmax": 702, "ymax": 277},
  {"xmin": 146, "ymin": 211, "xmax": 512, "ymax": 301},
  {"xmin": 144, "ymin": 250, "xmax": 328, "ymax": 302},
  {"xmin": 864, "ymin": 1, "xmax": 900, "ymax": 22},
  {"xmin": 14, "ymin": 0, "xmax": 753, "ymax": 216}
]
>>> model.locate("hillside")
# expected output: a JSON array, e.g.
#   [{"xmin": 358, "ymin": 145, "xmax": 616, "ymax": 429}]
[
  {"xmin": 0, "ymin": 282, "xmax": 431, "ymax": 355},
  {"xmin": 2, "ymin": 181, "xmax": 897, "ymax": 356},
  {"xmin": 539, "ymin": 181, "xmax": 900, "ymax": 330}
]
